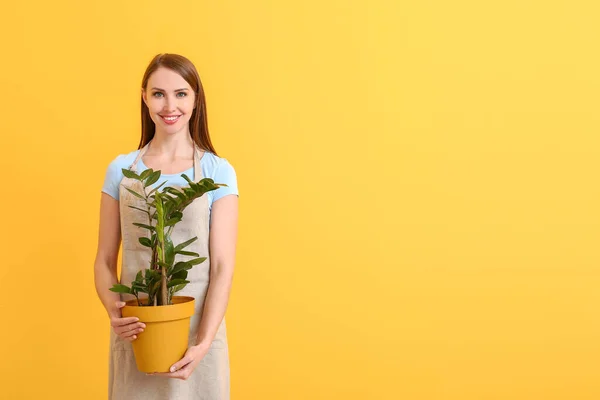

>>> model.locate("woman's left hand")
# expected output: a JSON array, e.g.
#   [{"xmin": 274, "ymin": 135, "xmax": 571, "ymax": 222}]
[{"xmin": 147, "ymin": 343, "xmax": 210, "ymax": 380}]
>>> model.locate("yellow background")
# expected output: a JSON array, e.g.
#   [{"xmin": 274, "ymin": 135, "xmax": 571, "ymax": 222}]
[{"xmin": 1, "ymin": 1, "xmax": 599, "ymax": 399}]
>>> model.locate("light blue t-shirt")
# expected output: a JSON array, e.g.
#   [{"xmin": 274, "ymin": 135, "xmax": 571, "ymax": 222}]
[{"xmin": 101, "ymin": 149, "xmax": 239, "ymax": 221}]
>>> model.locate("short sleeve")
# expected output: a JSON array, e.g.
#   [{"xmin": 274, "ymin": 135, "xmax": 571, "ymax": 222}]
[
  {"xmin": 212, "ymin": 159, "xmax": 239, "ymax": 202},
  {"xmin": 101, "ymin": 157, "xmax": 123, "ymax": 200}
]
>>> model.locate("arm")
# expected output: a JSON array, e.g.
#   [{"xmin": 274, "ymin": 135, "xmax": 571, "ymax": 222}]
[
  {"xmin": 94, "ymin": 192, "xmax": 123, "ymax": 319},
  {"xmin": 194, "ymin": 194, "xmax": 239, "ymax": 347}
]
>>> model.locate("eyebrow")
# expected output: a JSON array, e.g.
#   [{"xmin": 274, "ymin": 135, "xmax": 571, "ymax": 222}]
[{"xmin": 151, "ymin": 88, "xmax": 189, "ymax": 92}]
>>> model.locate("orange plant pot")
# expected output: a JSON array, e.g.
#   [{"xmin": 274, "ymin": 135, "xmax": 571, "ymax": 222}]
[{"xmin": 122, "ymin": 296, "xmax": 195, "ymax": 373}]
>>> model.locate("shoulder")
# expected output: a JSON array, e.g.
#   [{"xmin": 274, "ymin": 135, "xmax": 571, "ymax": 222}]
[
  {"xmin": 104, "ymin": 149, "xmax": 141, "ymax": 183},
  {"xmin": 107, "ymin": 149, "xmax": 140, "ymax": 172},
  {"xmin": 201, "ymin": 151, "xmax": 239, "ymax": 202},
  {"xmin": 102, "ymin": 149, "xmax": 141, "ymax": 200},
  {"xmin": 200, "ymin": 151, "xmax": 237, "ymax": 180}
]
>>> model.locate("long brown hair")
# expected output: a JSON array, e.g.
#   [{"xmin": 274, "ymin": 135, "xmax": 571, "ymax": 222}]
[{"xmin": 138, "ymin": 53, "xmax": 218, "ymax": 156}]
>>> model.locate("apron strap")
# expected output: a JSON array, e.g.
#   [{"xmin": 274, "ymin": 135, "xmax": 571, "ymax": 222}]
[
  {"xmin": 128, "ymin": 142, "xmax": 150, "ymax": 172},
  {"xmin": 193, "ymin": 145, "xmax": 204, "ymax": 182}
]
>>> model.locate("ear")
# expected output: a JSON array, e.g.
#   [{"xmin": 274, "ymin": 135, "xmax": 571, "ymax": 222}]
[{"xmin": 141, "ymin": 88, "xmax": 147, "ymax": 106}]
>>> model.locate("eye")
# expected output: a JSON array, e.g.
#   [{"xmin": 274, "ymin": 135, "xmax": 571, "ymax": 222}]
[
  {"xmin": 152, "ymin": 92, "xmax": 164, "ymax": 97},
  {"xmin": 177, "ymin": 92, "xmax": 187, "ymax": 97}
]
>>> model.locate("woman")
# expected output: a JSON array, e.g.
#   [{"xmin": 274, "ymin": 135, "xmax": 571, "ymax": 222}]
[{"xmin": 94, "ymin": 53, "xmax": 239, "ymax": 399}]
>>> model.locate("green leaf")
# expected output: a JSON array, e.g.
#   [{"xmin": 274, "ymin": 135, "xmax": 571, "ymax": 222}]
[
  {"xmin": 200, "ymin": 178, "xmax": 222, "ymax": 191},
  {"xmin": 122, "ymin": 169, "xmax": 141, "ymax": 180},
  {"xmin": 133, "ymin": 223, "xmax": 155, "ymax": 232},
  {"xmin": 165, "ymin": 236, "xmax": 175, "ymax": 265},
  {"xmin": 174, "ymin": 237, "xmax": 198, "ymax": 252},
  {"xmin": 138, "ymin": 237, "xmax": 152, "ymax": 247},
  {"xmin": 132, "ymin": 279, "xmax": 147, "ymax": 288},
  {"xmin": 132, "ymin": 287, "xmax": 148, "ymax": 295},
  {"xmin": 171, "ymin": 283, "xmax": 189, "ymax": 293},
  {"xmin": 128, "ymin": 205, "xmax": 149, "ymax": 214},
  {"xmin": 148, "ymin": 180, "xmax": 167, "ymax": 196},
  {"xmin": 181, "ymin": 174, "xmax": 193, "ymax": 185},
  {"xmin": 165, "ymin": 217, "xmax": 181, "ymax": 227},
  {"xmin": 109, "ymin": 284, "xmax": 132, "ymax": 294},
  {"xmin": 187, "ymin": 181, "xmax": 198, "ymax": 191},
  {"xmin": 167, "ymin": 279, "xmax": 190, "ymax": 288},
  {"xmin": 163, "ymin": 201, "xmax": 175, "ymax": 217},
  {"xmin": 178, "ymin": 250, "xmax": 199, "ymax": 257},
  {"xmin": 165, "ymin": 187, "xmax": 186, "ymax": 200},
  {"xmin": 171, "ymin": 270, "xmax": 188, "ymax": 281},
  {"xmin": 162, "ymin": 195, "xmax": 178, "ymax": 205},
  {"xmin": 144, "ymin": 171, "xmax": 161, "ymax": 187},
  {"xmin": 145, "ymin": 269, "xmax": 161, "ymax": 281},
  {"xmin": 135, "ymin": 270, "xmax": 143, "ymax": 282},
  {"xmin": 170, "ymin": 211, "xmax": 183, "ymax": 220},
  {"xmin": 188, "ymin": 257, "xmax": 207, "ymax": 266},
  {"xmin": 140, "ymin": 169, "xmax": 153, "ymax": 180},
  {"xmin": 125, "ymin": 187, "xmax": 145, "ymax": 200},
  {"xmin": 170, "ymin": 261, "xmax": 192, "ymax": 276},
  {"xmin": 132, "ymin": 281, "xmax": 145, "ymax": 289}
]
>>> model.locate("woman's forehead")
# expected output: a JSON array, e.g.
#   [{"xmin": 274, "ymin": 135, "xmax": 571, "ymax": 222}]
[{"xmin": 148, "ymin": 67, "xmax": 191, "ymax": 89}]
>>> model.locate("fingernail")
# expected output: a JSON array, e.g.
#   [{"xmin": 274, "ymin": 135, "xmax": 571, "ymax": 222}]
[{"xmin": 170, "ymin": 366, "xmax": 176, "ymax": 372}]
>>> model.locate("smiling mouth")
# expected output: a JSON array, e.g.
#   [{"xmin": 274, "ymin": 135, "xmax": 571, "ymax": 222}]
[{"xmin": 160, "ymin": 115, "xmax": 182, "ymax": 122}]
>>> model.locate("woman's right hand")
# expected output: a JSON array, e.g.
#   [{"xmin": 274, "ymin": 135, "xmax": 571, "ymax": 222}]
[{"xmin": 111, "ymin": 301, "xmax": 146, "ymax": 341}]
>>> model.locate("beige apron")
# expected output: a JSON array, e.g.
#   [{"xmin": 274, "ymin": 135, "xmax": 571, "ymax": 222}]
[{"xmin": 108, "ymin": 141, "xmax": 230, "ymax": 400}]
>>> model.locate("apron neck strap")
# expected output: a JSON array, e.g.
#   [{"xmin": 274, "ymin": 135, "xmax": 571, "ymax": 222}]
[
  {"xmin": 193, "ymin": 145, "xmax": 204, "ymax": 182},
  {"xmin": 128, "ymin": 142, "xmax": 150, "ymax": 172}
]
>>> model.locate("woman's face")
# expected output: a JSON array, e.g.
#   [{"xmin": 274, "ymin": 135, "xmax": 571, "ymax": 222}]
[{"xmin": 142, "ymin": 67, "xmax": 196, "ymax": 135}]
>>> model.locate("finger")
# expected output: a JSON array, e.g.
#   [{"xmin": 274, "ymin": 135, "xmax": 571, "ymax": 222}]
[
  {"xmin": 170, "ymin": 355, "xmax": 192, "ymax": 373},
  {"xmin": 122, "ymin": 328, "xmax": 144, "ymax": 341},
  {"xmin": 112, "ymin": 317, "xmax": 140, "ymax": 327},
  {"xmin": 148, "ymin": 370, "xmax": 186, "ymax": 380},
  {"xmin": 121, "ymin": 322, "xmax": 146, "ymax": 333},
  {"xmin": 175, "ymin": 364, "xmax": 192, "ymax": 380},
  {"xmin": 116, "ymin": 322, "xmax": 146, "ymax": 336},
  {"xmin": 120, "ymin": 327, "xmax": 144, "ymax": 338},
  {"xmin": 146, "ymin": 371, "xmax": 175, "ymax": 378}
]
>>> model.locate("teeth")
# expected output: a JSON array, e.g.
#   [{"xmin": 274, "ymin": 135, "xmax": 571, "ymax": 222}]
[{"xmin": 163, "ymin": 115, "xmax": 179, "ymax": 121}]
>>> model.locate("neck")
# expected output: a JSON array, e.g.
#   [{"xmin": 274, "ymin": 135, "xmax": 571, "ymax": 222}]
[{"xmin": 148, "ymin": 131, "xmax": 195, "ymax": 158}]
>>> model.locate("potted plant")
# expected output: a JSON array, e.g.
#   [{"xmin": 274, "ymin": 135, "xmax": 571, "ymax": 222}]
[{"xmin": 109, "ymin": 168, "xmax": 226, "ymax": 373}]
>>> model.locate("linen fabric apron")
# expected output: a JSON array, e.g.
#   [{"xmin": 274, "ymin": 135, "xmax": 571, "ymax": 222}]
[{"xmin": 108, "ymin": 141, "xmax": 230, "ymax": 400}]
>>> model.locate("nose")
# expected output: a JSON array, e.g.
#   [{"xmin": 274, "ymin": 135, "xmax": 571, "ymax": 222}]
[{"xmin": 163, "ymin": 94, "xmax": 177, "ymax": 112}]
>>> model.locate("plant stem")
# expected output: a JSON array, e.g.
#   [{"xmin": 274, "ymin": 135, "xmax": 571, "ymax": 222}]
[
  {"xmin": 145, "ymin": 184, "xmax": 157, "ymax": 273},
  {"xmin": 160, "ymin": 234, "xmax": 168, "ymax": 305}
]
